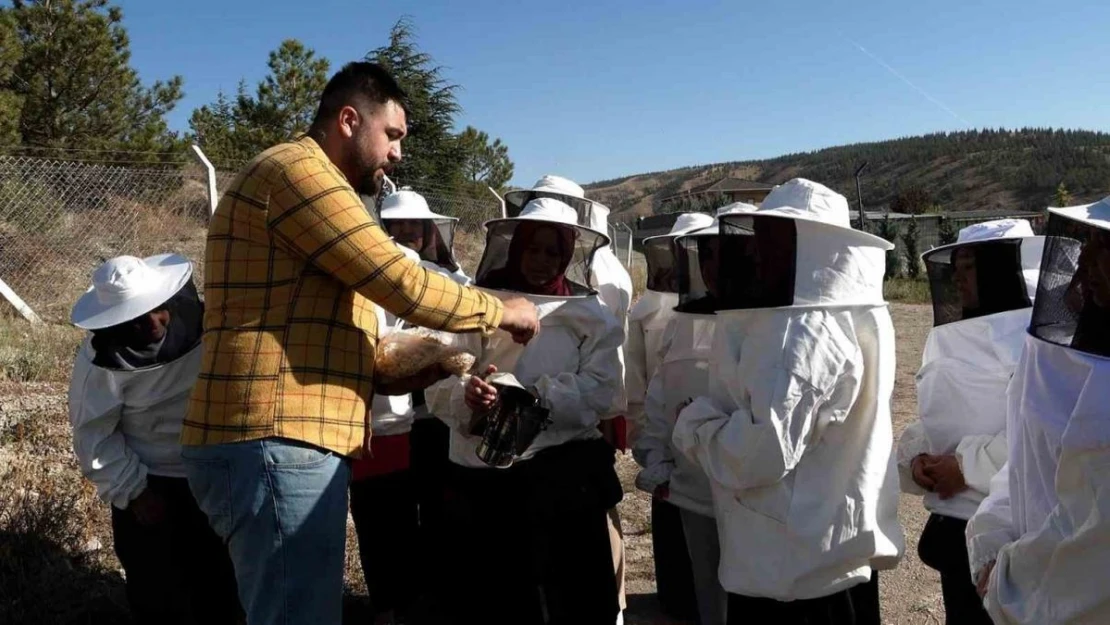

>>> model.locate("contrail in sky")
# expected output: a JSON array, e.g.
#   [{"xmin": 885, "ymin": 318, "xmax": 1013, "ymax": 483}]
[{"xmin": 841, "ymin": 34, "xmax": 973, "ymax": 128}]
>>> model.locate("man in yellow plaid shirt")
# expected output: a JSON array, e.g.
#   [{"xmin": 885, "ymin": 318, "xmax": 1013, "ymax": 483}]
[{"xmin": 180, "ymin": 62, "xmax": 539, "ymax": 625}]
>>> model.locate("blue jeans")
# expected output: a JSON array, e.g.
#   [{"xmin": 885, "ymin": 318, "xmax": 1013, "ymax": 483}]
[{"xmin": 182, "ymin": 438, "xmax": 351, "ymax": 625}]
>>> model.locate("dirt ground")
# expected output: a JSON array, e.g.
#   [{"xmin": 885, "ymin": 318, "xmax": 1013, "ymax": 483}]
[
  {"xmin": 616, "ymin": 303, "xmax": 942, "ymax": 625},
  {"xmin": 1, "ymin": 303, "xmax": 942, "ymax": 624}
]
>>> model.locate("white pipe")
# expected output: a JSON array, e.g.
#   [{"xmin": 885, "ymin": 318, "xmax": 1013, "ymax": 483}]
[
  {"xmin": 0, "ymin": 276, "xmax": 42, "ymax": 324},
  {"xmin": 190, "ymin": 145, "xmax": 218, "ymax": 217},
  {"xmin": 488, "ymin": 185, "xmax": 506, "ymax": 219}
]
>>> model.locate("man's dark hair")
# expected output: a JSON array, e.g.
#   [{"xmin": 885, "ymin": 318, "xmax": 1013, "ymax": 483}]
[{"xmin": 310, "ymin": 62, "xmax": 409, "ymax": 130}]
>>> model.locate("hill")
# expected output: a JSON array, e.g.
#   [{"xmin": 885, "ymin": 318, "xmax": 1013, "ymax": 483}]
[{"xmin": 584, "ymin": 128, "xmax": 1110, "ymax": 218}]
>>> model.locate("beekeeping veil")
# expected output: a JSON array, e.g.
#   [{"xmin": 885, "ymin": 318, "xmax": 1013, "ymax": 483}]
[
  {"xmin": 641, "ymin": 212, "xmax": 716, "ymax": 293},
  {"xmin": 379, "ymin": 189, "xmax": 462, "ymax": 272},
  {"xmin": 475, "ymin": 197, "xmax": 610, "ymax": 297},
  {"xmin": 1029, "ymin": 197, "xmax": 1110, "ymax": 358},
  {"xmin": 922, "ymin": 219, "xmax": 1042, "ymax": 327},
  {"xmin": 715, "ymin": 180, "xmax": 893, "ymax": 310},
  {"xmin": 672, "ymin": 203, "xmax": 761, "ymax": 313}
]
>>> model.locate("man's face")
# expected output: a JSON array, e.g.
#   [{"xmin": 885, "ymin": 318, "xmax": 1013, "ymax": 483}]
[
  {"xmin": 387, "ymin": 220, "xmax": 425, "ymax": 252},
  {"xmin": 347, "ymin": 99, "xmax": 406, "ymax": 196}
]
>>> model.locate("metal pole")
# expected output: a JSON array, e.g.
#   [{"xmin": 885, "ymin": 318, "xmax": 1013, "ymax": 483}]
[
  {"xmin": 0, "ymin": 276, "xmax": 41, "ymax": 324},
  {"xmin": 190, "ymin": 145, "xmax": 219, "ymax": 217},
  {"xmin": 487, "ymin": 185, "xmax": 506, "ymax": 219},
  {"xmin": 620, "ymin": 222, "xmax": 634, "ymax": 268},
  {"xmin": 854, "ymin": 161, "xmax": 870, "ymax": 230}
]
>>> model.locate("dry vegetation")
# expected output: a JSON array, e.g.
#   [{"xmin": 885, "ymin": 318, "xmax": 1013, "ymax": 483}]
[{"xmin": 0, "ymin": 303, "xmax": 942, "ymax": 624}]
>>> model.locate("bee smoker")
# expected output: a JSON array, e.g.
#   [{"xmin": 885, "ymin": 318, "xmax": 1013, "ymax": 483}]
[{"xmin": 468, "ymin": 373, "xmax": 552, "ymax": 468}]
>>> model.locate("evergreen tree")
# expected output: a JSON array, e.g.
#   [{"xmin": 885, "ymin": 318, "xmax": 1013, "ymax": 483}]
[
  {"xmin": 367, "ymin": 17, "xmax": 462, "ymax": 186},
  {"xmin": 2, "ymin": 0, "xmax": 184, "ymax": 158}
]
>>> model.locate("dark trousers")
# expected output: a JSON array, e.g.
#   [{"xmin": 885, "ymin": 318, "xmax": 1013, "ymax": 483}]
[
  {"xmin": 410, "ymin": 417, "xmax": 451, "ymax": 562},
  {"xmin": 350, "ymin": 469, "xmax": 420, "ymax": 617},
  {"xmin": 727, "ymin": 587, "xmax": 857, "ymax": 625},
  {"xmin": 111, "ymin": 475, "xmax": 240, "ymax": 625},
  {"xmin": 443, "ymin": 439, "xmax": 622, "ymax": 625},
  {"xmin": 918, "ymin": 513, "xmax": 994, "ymax": 625},
  {"xmin": 652, "ymin": 497, "xmax": 699, "ymax": 621}
]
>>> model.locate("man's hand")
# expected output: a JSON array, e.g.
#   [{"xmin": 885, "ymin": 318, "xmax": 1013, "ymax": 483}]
[
  {"xmin": 911, "ymin": 454, "xmax": 937, "ymax": 491},
  {"xmin": 976, "ymin": 560, "xmax": 996, "ymax": 598},
  {"xmin": 924, "ymin": 454, "xmax": 968, "ymax": 500},
  {"xmin": 465, "ymin": 365, "xmax": 499, "ymax": 413},
  {"xmin": 497, "ymin": 296, "xmax": 540, "ymax": 344},
  {"xmin": 128, "ymin": 488, "xmax": 167, "ymax": 526}
]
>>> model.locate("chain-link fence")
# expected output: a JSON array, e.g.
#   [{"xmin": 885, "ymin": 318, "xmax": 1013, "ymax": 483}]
[
  {"xmin": 0, "ymin": 154, "xmax": 216, "ymax": 322},
  {"xmin": 0, "ymin": 155, "xmax": 508, "ymax": 322}
]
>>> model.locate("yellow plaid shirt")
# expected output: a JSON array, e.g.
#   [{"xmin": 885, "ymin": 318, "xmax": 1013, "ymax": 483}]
[{"xmin": 182, "ymin": 137, "xmax": 503, "ymax": 456}]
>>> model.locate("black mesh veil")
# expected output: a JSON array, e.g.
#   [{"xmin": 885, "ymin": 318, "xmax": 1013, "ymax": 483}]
[
  {"xmin": 1029, "ymin": 212, "xmax": 1110, "ymax": 357},
  {"xmin": 382, "ymin": 217, "xmax": 460, "ymax": 271},
  {"xmin": 643, "ymin": 236, "xmax": 680, "ymax": 293},
  {"xmin": 504, "ymin": 190, "xmax": 599, "ymax": 229},
  {"xmin": 923, "ymin": 240, "xmax": 1033, "ymax": 327},
  {"xmin": 711, "ymin": 215, "xmax": 796, "ymax": 310},
  {"xmin": 474, "ymin": 220, "xmax": 605, "ymax": 296}
]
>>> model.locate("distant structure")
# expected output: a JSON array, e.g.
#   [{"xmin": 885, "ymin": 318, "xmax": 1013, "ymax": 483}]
[{"xmin": 657, "ymin": 176, "xmax": 775, "ymax": 211}]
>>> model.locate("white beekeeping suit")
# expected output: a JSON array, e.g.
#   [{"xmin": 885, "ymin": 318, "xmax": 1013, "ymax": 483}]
[
  {"xmin": 505, "ymin": 175, "xmax": 632, "ymax": 424},
  {"xmin": 899, "ymin": 220, "xmax": 1043, "ymax": 515},
  {"xmin": 423, "ymin": 197, "xmax": 624, "ymax": 624},
  {"xmin": 673, "ymin": 179, "xmax": 904, "ymax": 612},
  {"xmin": 896, "ymin": 219, "xmax": 1043, "ymax": 621},
  {"xmin": 626, "ymin": 212, "xmax": 714, "ymax": 445},
  {"xmin": 379, "ymin": 188, "xmax": 472, "ymax": 285},
  {"xmin": 973, "ymin": 197, "xmax": 1110, "ymax": 624}
]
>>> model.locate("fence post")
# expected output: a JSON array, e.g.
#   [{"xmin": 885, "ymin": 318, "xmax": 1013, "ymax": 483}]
[
  {"xmin": 620, "ymin": 223, "xmax": 634, "ymax": 268},
  {"xmin": 0, "ymin": 276, "xmax": 41, "ymax": 324},
  {"xmin": 190, "ymin": 145, "xmax": 218, "ymax": 217},
  {"xmin": 487, "ymin": 186, "xmax": 506, "ymax": 219}
]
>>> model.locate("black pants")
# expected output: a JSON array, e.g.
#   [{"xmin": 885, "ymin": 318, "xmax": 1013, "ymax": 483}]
[
  {"xmin": 728, "ymin": 586, "xmax": 861, "ymax": 625},
  {"xmin": 111, "ymin": 475, "xmax": 240, "ymax": 625},
  {"xmin": 848, "ymin": 569, "xmax": 881, "ymax": 625},
  {"xmin": 652, "ymin": 497, "xmax": 699, "ymax": 621},
  {"xmin": 411, "ymin": 417, "xmax": 451, "ymax": 557},
  {"xmin": 918, "ymin": 513, "xmax": 994, "ymax": 625},
  {"xmin": 350, "ymin": 469, "xmax": 420, "ymax": 617},
  {"xmin": 443, "ymin": 439, "xmax": 622, "ymax": 625}
]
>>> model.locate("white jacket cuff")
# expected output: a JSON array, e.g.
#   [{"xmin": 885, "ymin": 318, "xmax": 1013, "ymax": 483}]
[
  {"xmin": 956, "ymin": 432, "xmax": 1007, "ymax": 496},
  {"xmin": 896, "ymin": 421, "xmax": 930, "ymax": 495}
]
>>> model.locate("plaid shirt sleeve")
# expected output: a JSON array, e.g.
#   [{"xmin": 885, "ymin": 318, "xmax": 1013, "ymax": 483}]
[{"xmin": 267, "ymin": 151, "xmax": 503, "ymax": 334}]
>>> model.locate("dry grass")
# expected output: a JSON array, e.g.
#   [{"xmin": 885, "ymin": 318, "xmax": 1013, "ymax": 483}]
[
  {"xmin": 884, "ymin": 278, "xmax": 931, "ymax": 305},
  {"xmin": 0, "ymin": 315, "xmax": 83, "ymax": 384},
  {"xmin": 0, "ymin": 304, "xmax": 943, "ymax": 624}
]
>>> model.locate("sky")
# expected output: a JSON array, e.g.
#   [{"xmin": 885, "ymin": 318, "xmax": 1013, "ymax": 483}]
[{"xmin": 112, "ymin": 0, "xmax": 1110, "ymax": 187}]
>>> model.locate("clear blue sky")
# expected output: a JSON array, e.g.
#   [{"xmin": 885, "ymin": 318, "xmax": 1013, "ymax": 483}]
[{"xmin": 113, "ymin": 0, "xmax": 1110, "ymax": 187}]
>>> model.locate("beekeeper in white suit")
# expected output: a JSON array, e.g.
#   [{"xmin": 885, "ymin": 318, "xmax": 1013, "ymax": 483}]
[
  {"xmin": 426, "ymin": 197, "xmax": 624, "ymax": 625},
  {"xmin": 673, "ymin": 178, "xmax": 904, "ymax": 624},
  {"xmin": 350, "ymin": 189, "xmax": 471, "ymax": 621},
  {"xmin": 626, "ymin": 211, "xmax": 713, "ymax": 621},
  {"xmin": 967, "ymin": 197, "xmax": 1110, "ymax": 624},
  {"xmin": 505, "ymin": 175, "xmax": 634, "ymax": 622},
  {"xmin": 635, "ymin": 208, "xmax": 756, "ymax": 625},
  {"xmin": 897, "ymin": 219, "xmax": 1043, "ymax": 624}
]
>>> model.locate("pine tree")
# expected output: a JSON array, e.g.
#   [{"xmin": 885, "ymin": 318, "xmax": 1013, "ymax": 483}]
[
  {"xmin": 876, "ymin": 214, "xmax": 902, "ymax": 279},
  {"xmin": 902, "ymin": 216, "xmax": 921, "ymax": 279},
  {"xmin": 189, "ymin": 40, "xmax": 329, "ymax": 168},
  {"xmin": 1053, "ymin": 181, "xmax": 1072, "ymax": 207},
  {"xmin": 367, "ymin": 17, "xmax": 462, "ymax": 186},
  {"xmin": 457, "ymin": 125, "xmax": 514, "ymax": 192},
  {"xmin": 3, "ymin": 0, "xmax": 184, "ymax": 158}
]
